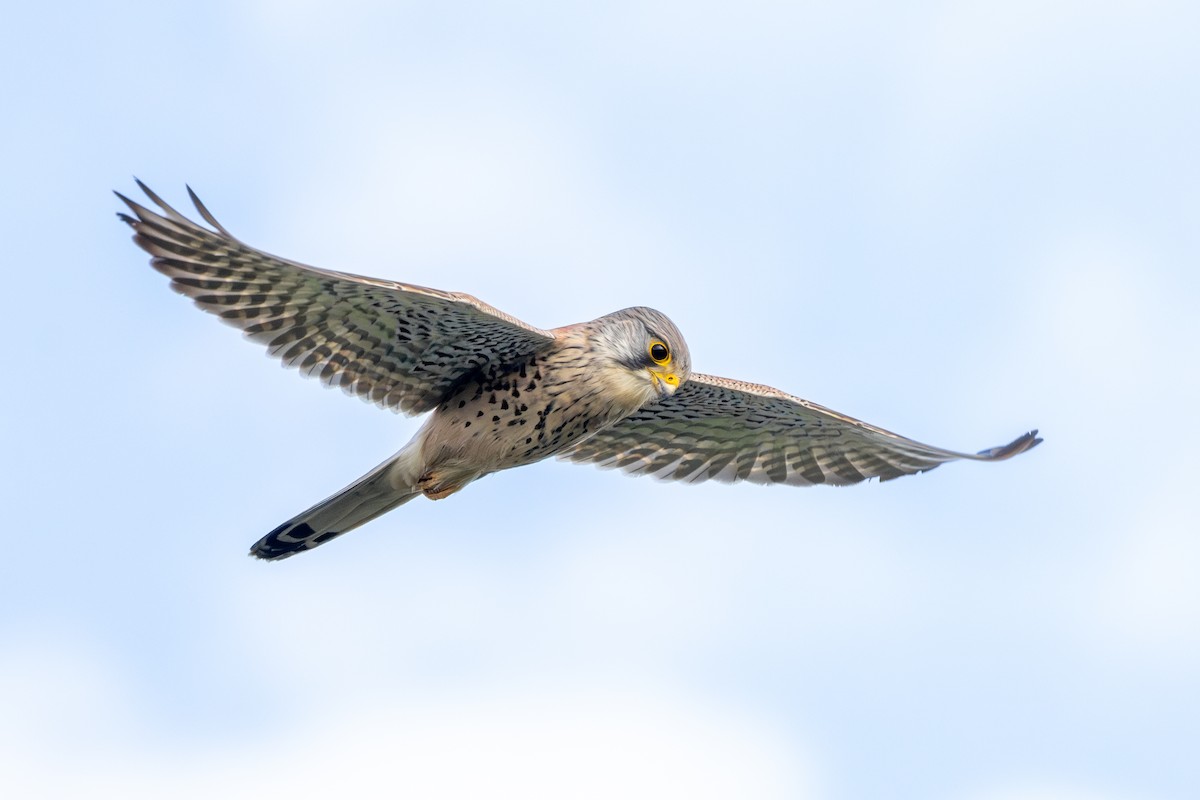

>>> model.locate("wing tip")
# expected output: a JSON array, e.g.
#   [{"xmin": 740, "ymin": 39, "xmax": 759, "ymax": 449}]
[
  {"xmin": 116, "ymin": 179, "xmax": 233, "ymax": 236},
  {"xmin": 186, "ymin": 183, "xmax": 234, "ymax": 236},
  {"xmin": 975, "ymin": 429, "xmax": 1042, "ymax": 460}
]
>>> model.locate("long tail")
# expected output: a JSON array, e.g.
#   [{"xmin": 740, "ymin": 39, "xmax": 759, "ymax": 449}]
[{"xmin": 250, "ymin": 447, "xmax": 422, "ymax": 561}]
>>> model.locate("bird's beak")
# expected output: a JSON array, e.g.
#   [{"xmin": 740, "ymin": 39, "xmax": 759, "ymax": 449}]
[{"xmin": 649, "ymin": 370, "xmax": 680, "ymax": 399}]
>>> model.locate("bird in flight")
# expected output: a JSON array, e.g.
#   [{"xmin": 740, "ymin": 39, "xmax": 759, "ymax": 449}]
[{"xmin": 118, "ymin": 182, "xmax": 1040, "ymax": 560}]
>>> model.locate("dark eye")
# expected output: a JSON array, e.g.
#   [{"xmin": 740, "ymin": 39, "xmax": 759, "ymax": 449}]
[{"xmin": 649, "ymin": 341, "xmax": 670, "ymax": 365}]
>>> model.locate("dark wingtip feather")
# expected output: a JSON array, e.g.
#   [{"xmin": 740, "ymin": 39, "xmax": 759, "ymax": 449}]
[
  {"xmin": 133, "ymin": 178, "xmax": 191, "ymax": 222},
  {"xmin": 976, "ymin": 429, "xmax": 1042, "ymax": 460},
  {"xmin": 113, "ymin": 189, "xmax": 165, "ymax": 227},
  {"xmin": 186, "ymin": 183, "xmax": 233, "ymax": 237},
  {"xmin": 113, "ymin": 190, "xmax": 140, "ymax": 214}
]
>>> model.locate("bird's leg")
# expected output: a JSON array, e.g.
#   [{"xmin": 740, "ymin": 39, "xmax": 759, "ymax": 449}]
[{"xmin": 417, "ymin": 469, "xmax": 470, "ymax": 500}]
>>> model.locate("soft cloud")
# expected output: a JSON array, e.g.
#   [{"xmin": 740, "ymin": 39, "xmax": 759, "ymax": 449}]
[{"xmin": 1, "ymin": 639, "xmax": 820, "ymax": 800}]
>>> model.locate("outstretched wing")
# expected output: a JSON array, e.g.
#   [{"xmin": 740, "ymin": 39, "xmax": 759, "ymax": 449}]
[
  {"xmin": 118, "ymin": 181, "xmax": 557, "ymax": 414},
  {"xmin": 562, "ymin": 373, "xmax": 1040, "ymax": 485}
]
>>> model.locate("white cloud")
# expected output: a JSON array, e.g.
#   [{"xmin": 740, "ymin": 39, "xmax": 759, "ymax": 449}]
[
  {"xmin": 216, "ymin": 688, "xmax": 820, "ymax": 800},
  {"xmin": 1, "ymin": 638, "xmax": 820, "ymax": 800}
]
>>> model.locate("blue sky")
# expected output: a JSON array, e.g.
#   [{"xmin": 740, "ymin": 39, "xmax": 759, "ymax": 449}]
[{"xmin": 3, "ymin": 1, "xmax": 1198, "ymax": 798}]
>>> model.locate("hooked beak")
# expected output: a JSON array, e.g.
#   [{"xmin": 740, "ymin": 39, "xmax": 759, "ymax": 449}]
[{"xmin": 649, "ymin": 369, "xmax": 680, "ymax": 399}]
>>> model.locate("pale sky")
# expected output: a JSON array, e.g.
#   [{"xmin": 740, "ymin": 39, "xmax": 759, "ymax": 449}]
[{"xmin": 3, "ymin": 2, "xmax": 1198, "ymax": 798}]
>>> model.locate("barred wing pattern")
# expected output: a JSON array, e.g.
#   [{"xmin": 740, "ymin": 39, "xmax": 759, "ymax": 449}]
[
  {"xmin": 563, "ymin": 374, "xmax": 1041, "ymax": 486},
  {"xmin": 118, "ymin": 182, "xmax": 557, "ymax": 414}
]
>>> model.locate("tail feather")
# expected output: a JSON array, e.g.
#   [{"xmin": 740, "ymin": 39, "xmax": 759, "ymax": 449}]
[{"xmin": 250, "ymin": 449, "xmax": 421, "ymax": 561}]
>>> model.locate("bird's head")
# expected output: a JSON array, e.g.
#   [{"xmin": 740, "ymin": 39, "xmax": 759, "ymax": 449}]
[{"xmin": 588, "ymin": 307, "xmax": 692, "ymax": 407}]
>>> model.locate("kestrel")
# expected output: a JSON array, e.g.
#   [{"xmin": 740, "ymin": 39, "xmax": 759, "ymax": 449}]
[{"xmin": 118, "ymin": 182, "xmax": 1041, "ymax": 560}]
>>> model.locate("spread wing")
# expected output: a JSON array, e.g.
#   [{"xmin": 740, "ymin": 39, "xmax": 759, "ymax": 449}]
[
  {"xmin": 562, "ymin": 373, "xmax": 1040, "ymax": 485},
  {"xmin": 118, "ymin": 181, "xmax": 556, "ymax": 414}
]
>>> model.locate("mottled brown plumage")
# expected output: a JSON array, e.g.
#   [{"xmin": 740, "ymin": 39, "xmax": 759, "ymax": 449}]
[{"xmin": 118, "ymin": 182, "xmax": 1040, "ymax": 560}]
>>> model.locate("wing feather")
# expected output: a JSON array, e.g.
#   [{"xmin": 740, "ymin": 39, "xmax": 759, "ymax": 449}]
[
  {"xmin": 118, "ymin": 182, "xmax": 557, "ymax": 414},
  {"xmin": 562, "ymin": 373, "xmax": 1040, "ymax": 486}
]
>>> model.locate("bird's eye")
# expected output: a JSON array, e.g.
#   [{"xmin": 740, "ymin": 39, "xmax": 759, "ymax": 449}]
[{"xmin": 649, "ymin": 341, "xmax": 671, "ymax": 365}]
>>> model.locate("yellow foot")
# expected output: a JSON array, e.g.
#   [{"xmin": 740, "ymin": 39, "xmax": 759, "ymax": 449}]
[{"xmin": 417, "ymin": 471, "xmax": 465, "ymax": 501}]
